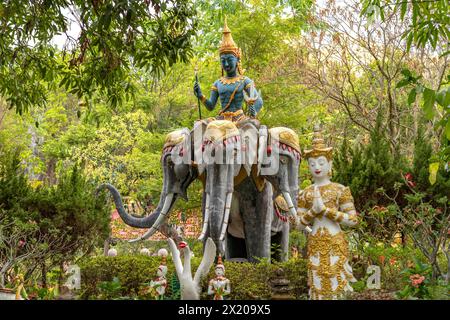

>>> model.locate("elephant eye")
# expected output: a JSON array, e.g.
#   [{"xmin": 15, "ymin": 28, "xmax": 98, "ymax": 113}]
[{"xmin": 280, "ymin": 157, "xmax": 288, "ymax": 164}]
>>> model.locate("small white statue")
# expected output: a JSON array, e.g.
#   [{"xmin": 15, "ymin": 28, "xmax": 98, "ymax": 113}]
[
  {"xmin": 140, "ymin": 248, "xmax": 151, "ymax": 256},
  {"xmin": 157, "ymin": 248, "xmax": 168, "ymax": 257},
  {"xmin": 167, "ymin": 238, "xmax": 216, "ymax": 300},
  {"xmin": 207, "ymin": 255, "xmax": 231, "ymax": 300},
  {"xmin": 107, "ymin": 248, "xmax": 118, "ymax": 257},
  {"xmin": 149, "ymin": 250, "xmax": 168, "ymax": 300}
]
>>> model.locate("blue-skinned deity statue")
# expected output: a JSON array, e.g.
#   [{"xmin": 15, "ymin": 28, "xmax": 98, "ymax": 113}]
[{"xmin": 193, "ymin": 19, "xmax": 263, "ymax": 123}]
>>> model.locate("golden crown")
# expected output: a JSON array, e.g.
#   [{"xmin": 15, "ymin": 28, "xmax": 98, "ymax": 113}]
[
  {"xmin": 303, "ymin": 124, "xmax": 333, "ymax": 160},
  {"xmin": 216, "ymin": 254, "xmax": 225, "ymax": 270},
  {"xmin": 219, "ymin": 17, "xmax": 241, "ymax": 58}
]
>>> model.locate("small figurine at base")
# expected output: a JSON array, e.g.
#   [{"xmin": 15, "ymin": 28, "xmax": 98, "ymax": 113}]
[
  {"xmin": 149, "ymin": 248, "xmax": 168, "ymax": 300},
  {"xmin": 207, "ymin": 255, "xmax": 231, "ymax": 300}
]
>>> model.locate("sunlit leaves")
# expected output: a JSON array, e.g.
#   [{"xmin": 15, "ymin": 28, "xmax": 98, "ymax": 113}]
[
  {"xmin": 422, "ymin": 88, "xmax": 436, "ymax": 120},
  {"xmin": 361, "ymin": 0, "xmax": 450, "ymax": 54},
  {"xmin": 428, "ymin": 162, "xmax": 439, "ymax": 185},
  {"xmin": 0, "ymin": 0, "xmax": 198, "ymax": 114}
]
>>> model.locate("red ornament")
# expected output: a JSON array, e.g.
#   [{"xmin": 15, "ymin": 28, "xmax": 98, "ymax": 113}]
[
  {"xmin": 178, "ymin": 241, "xmax": 187, "ymax": 249},
  {"xmin": 267, "ymin": 145, "xmax": 272, "ymax": 156}
]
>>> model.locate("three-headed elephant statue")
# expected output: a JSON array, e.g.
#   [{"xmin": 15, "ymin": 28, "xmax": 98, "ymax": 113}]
[{"xmin": 99, "ymin": 118, "xmax": 302, "ymax": 262}]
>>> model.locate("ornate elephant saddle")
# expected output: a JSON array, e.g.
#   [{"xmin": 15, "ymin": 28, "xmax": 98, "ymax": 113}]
[
  {"xmin": 164, "ymin": 129, "xmax": 186, "ymax": 148},
  {"xmin": 268, "ymin": 127, "xmax": 301, "ymax": 154},
  {"xmin": 203, "ymin": 120, "xmax": 240, "ymax": 145}
]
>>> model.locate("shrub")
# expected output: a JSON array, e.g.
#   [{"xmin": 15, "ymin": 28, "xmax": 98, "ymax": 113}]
[
  {"xmin": 396, "ymin": 258, "xmax": 433, "ymax": 300},
  {"xmin": 78, "ymin": 254, "xmax": 308, "ymax": 300},
  {"xmin": 333, "ymin": 115, "xmax": 406, "ymax": 210}
]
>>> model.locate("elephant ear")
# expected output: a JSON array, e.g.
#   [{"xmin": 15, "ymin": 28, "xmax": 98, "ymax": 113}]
[
  {"xmin": 192, "ymin": 120, "xmax": 207, "ymax": 175},
  {"xmin": 169, "ymin": 128, "xmax": 191, "ymax": 164},
  {"xmin": 257, "ymin": 125, "xmax": 268, "ymax": 176},
  {"xmin": 193, "ymin": 238, "xmax": 216, "ymax": 285}
]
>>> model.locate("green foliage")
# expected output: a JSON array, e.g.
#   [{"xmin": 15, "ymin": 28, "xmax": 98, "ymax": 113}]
[
  {"xmin": 412, "ymin": 125, "xmax": 450, "ymax": 203},
  {"xmin": 79, "ymin": 254, "xmax": 172, "ymax": 299},
  {"xmin": 0, "ymin": 1, "xmax": 197, "ymax": 114},
  {"xmin": 333, "ymin": 114, "xmax": 405, "ymax": 210},
  {"xmin": 168, "ymin": 273, "xmax": 181, "ymax": 300},
  {"xmin": 27, "ymin": 284, "xmax": 60, "ymax": 300},
  {"xmin": 361, "ymin": 242, "xmax": 421, "ymax": 291},
  {"xmin": 351, "ymin": 280, "xmax": 366, "ymax": 293},
  {"xmin": 396, "ymin": 258, "xmax": 432, "ymax": 300},
  {"xmin": 0, "ymin": 148, "xmax": 110, "ymax": 285},
  {"xmin": 362, "ymin": 0, "xmax": 450, "ymax": 163},
  {"xmin": 362, "ymin": 0, "xmax": 449, "ymax": 52},
  {"xmin": 97, "ymin": 277, "xmax": 126, "ymax": 300},
  {"xmin": 79, "ymin": 254, "xmax": 308, "ymax": 300}
]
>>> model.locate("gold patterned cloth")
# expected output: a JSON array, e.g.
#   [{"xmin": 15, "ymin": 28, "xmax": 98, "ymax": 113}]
[
  {"xmin": 216, "ymin": 109, "xmax": 248, "ymax": 122},
  {"xmin": 297, "ymin": 182, "xmax": 358, "ymax": 300}
]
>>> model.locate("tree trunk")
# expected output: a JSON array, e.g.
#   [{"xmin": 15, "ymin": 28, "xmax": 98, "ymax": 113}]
[
  {"xmin": 0, "ymin": 273, "xmax": 5, "ymax": 288},
  {"xmin": 103, "ymin": 238, "xmax": 110, "ymax": 256},
  {"xmin": 41, "ymin": 262, "xmax": 47, "ymax": 288},
  {"xmin": 445, "ymin": 245, "xmax": 450, "ymax": 285},
  {"xmin": 58, "ymin": 261, "xmax": 64, "ymax": 287},
  {"xmin": 0, "ymin": 261, "xmax": 13, "ymax": 288}
]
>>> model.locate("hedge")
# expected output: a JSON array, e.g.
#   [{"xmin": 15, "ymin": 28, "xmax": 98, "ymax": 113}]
[{"xmin": 78, "ymin": 255, "xmax": 308, "ymax": 300}]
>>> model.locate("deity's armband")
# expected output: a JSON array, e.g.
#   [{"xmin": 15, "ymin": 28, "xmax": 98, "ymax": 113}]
[
  {"xmin": 295, "ymin": 208, "xmax": 315, "ymax": 230},
  {"xmin": 324, "ymin": 204, "xmax": 358, "ymax": 227}
]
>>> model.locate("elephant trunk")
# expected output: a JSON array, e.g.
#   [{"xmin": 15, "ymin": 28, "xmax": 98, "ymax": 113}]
[
  {"xmin": 267, "ymin": 161, "xmax": 299, "ymax": 218},
  {"xmin": 206, "ymin": 162, "xmax": 235, "ymax": 255},
  {"xmin": 98, "ymin": 183, "xmax": 176, "ymax": 229}
]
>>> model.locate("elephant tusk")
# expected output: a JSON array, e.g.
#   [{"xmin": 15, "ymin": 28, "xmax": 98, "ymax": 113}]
[
  {"xmin": 219, "ymin": 192, "xmax": 233, "ymax": 241},
  {"xmin": 128, "ymin": 193, "xmax": 174, "ymax": 243},
  {"xmin": 282, "ymin": 191, "xmax": 312, "ymax": 232},
  {"xmin": 198, "ymin": 193, "xmax": 210, "ymax": 241},
  {"xmin": 282, "ymin": 191, "xmax": 297, "ymax": 218}
]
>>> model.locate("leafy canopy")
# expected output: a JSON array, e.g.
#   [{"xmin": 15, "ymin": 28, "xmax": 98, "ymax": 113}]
[{"xmin": 0, "ymin": 0, "xmax": 197, "ymax": 114}]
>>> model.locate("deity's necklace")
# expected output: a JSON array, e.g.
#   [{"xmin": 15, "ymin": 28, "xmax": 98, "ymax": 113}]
[{"xmin": 219, "ymin": 75, "xmax": 244, "ymax": 85}]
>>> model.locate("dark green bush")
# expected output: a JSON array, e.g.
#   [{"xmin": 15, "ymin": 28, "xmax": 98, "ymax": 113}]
[
  {"xmin": 333, "ymin": 115, "xmax": 406, "ymax": 210},
  {"xmin": 78, "ymin": 254, "xmax": 308, "ymax": 300}
]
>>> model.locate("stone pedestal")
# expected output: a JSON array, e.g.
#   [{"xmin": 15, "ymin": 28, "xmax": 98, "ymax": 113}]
[{"xmin": 270, "ymin": 268, "xmax": 295, "ymax": 300}]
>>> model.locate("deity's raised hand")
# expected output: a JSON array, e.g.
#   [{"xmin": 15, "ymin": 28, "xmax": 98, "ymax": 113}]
[
  {"xmin": 193, "ymin": 81, "xmax": 202, "ymax": 98},
  {"xmin": 312, "ymin": 185, "xmax": 326, "ymax": 215}
]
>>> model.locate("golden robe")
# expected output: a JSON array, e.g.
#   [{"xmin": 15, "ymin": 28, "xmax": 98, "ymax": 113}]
[{"xmin": 297, "ymin": 182, "xmax": 358, "ymax": 300}]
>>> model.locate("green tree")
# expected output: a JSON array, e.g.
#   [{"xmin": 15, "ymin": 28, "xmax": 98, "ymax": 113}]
[
  {"xmin": 361, "ymin": 0, "xmax": 450, "ymax": 161},
  {"xmin": 0, "ymin": 0, "xmax": 197, "ymax": 114},
  {"xmin": 0, "ymin": 148, "xmax": 110, "ymax": 287}
]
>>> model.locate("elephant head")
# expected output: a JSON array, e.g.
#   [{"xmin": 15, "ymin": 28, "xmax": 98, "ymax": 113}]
[
  {"xmin": 259, "ymin": 127, "xmax": 302, "ymax": 218},
  {"xmin": 196, "ymin": 120, "xmax": 242, "ymax": 255},
  {"xmin": 98, "ymin": 128, "xmax": 197, "ymax": 242}
]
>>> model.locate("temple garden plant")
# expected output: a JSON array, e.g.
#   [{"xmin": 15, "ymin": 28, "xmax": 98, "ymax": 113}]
[
  {"xmin": 396, "ymin": 258, "xmax": 432, "ymax": 300},
  {"xmin": 79, "ymin": 254, "xmax": 308, "ymax": 300}
]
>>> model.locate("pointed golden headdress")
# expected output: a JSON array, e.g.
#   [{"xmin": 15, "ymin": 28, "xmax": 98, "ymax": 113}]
[
  {"xmin": 219, "ymin": 17, "xmax": 241, "ymax": 58},
  {"xmin": 303, "ymin": 124, "xmax": 333, "ymax": 160},
  {"xmin": 215, "ymin": 254, "xmax": 225, "ymax": 271}
]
